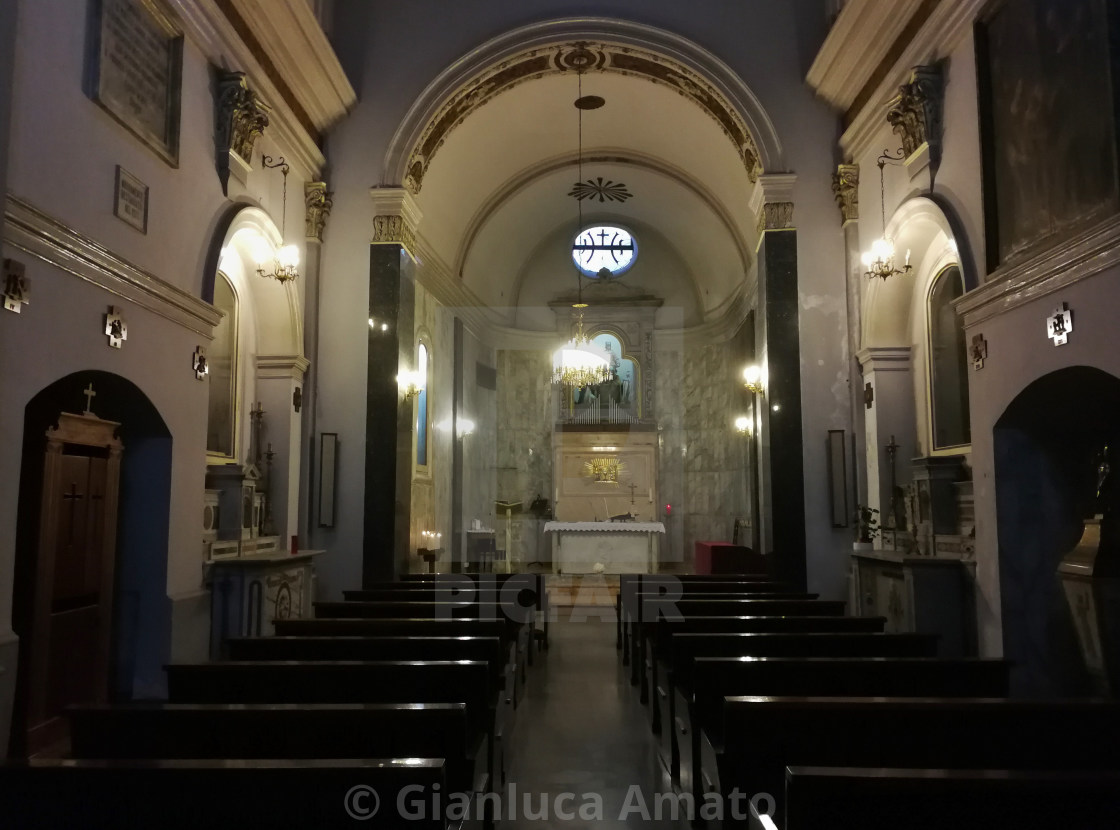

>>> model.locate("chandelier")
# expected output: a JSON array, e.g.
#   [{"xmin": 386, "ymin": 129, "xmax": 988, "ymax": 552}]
[
  {"xmin": 861, "ymin": 150, "xmax": 911, "ymax": 280},
  {"xmin": 254, "ymin": 155, "xmax": 300, "ymax": 283},
  {"xmin": 551, "ymin": 52, "xmax": 611, "ymax": 389}
]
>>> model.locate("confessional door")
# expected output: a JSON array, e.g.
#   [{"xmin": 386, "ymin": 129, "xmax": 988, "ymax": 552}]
[{"xmin": 25, "ymin": 412, "xmax": 122, "ymax": 753}]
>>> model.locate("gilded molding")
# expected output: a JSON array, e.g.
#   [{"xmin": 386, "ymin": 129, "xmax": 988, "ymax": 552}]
[
  {"xmin": 832, "ymin": 164, "xmax": 859, "ymax": 224},
  {"xmin": 3, "ymin": 195, "xmax": 222, "ymax": 337},
  {"xmin": 215, "ymin": 69, "xmax": 271, "ymax": 195},
  {"xmin": 304, "ymin": 181, "xmax": 333, "ymax": 242},
  {"xmin": 762, "ymin": 202, "xmax": 795, "ymax": 231},
  {"xmin": 886, "ymin": 65, "xmax": 943, "ymax": 165},
  {"xmin": 404, "ymin": 40, "xmax": 763, "ymax": 194},
  {"xmin": 372, "ymin": 215, "xmax": 417, "ymax": 257}
]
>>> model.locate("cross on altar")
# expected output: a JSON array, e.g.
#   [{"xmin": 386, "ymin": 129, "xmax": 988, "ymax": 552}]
[
  {"xmin": 83, "ymin": 383, "xmax": 97, "ymax": 414},
  {"xmin": 628, "ymin": 481, "xmax": 638, "ymax": 505}
]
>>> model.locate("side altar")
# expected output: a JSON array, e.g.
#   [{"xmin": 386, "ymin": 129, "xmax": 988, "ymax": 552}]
[{"xmin": 544, "ymin": 521, "xmax": 664, "ymax": 574}]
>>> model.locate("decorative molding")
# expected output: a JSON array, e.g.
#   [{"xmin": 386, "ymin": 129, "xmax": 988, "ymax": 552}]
[
  {"xmin": 3, "ymin": 196, "xmax": 222, "ymax": 337},
  {"xmin": 304, "ymin": 181, "xmax": 333, "ymax": 242},
  {"xmin": 256, "ymin": 353, "xmax": 310, "ymax": 380},
  {"xmin": 806, "ymin": 0, "xmax": 927, "ymax": 110},
  {"xmin": 839, "ymin": 0, "xmax": 987, "ymax": 162},
  {"xmin": 856, "ymin": 345, "xmax": 912, "ymax": 373},
  {"xmin": 370, "ymin": 188, "xmax": 423, "ymax": 259},
  {"xmin": 832, "ymin": 163, "xmax": 860, "ymax": 224},
  {"xmin": 166, "ymin": 0, "xmax": 327, "ymax": 177},
  {"xmin": 762, "ymin": 202, "xmax": 795, "ymax": 231},
  {"xmin": 886, "ymin": 65, "xmax": 943, "ymax": 172},
  {"xmin": 399, "ymin": 36, "xmax": 766, "ymax": 194},
  {"xmin": 956, "ymin": 214, "xmax": 1120, "ymax": 328},
  {"xmin": 214, "ymin": 69, "xmax": 271, "ymax": 196},
  {"xmin": 226, "ymin": 0, "xmax": 356, "ymax": 131}
]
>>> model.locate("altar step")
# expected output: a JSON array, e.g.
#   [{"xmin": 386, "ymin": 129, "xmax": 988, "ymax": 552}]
[{"xmin": 545, "ymin": 574, "xmax": 619, "ymax": 607}]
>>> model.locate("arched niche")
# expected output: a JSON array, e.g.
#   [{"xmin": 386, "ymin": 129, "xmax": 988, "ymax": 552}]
[
  {"xmin": 11, "ymin": 370, "xmax": 172, "ymax": 757},
  {"xmin": 993, "ymin": 366, "xmax": 1120, "ymax": 697}
]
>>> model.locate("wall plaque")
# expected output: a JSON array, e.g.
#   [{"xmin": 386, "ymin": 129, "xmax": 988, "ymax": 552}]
[
  {"xmin": 113, "ymin": 166, "xmax": 148, "ymax": 232},
  {"xmin": 87, "ymin": 0, "xmax": 183, "ymax": 165}
]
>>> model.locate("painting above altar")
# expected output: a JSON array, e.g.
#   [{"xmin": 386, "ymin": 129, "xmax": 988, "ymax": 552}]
[{"xmin": 544, "ymin": 520, "xmax": 665, "ymax": 574}]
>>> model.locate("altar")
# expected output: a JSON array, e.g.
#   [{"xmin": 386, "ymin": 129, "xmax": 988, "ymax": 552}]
[{"xmin": 544, "ymin": 521, "xmax": 665, "ymax": 574}]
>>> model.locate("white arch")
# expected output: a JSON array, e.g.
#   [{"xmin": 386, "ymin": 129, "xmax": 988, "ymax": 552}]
[
  {"xmin": 216, "ymin": 205, "xmax": 303, "ymax": 357},
  {"xmin": 382, "ymin": 16, "xmax": 786, "ymax": 187}
]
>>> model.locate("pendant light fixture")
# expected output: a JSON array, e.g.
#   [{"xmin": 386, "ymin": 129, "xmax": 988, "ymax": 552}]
[{"xmin": 861, "ymin": 149, "xmax": 912, "ymax": 281}]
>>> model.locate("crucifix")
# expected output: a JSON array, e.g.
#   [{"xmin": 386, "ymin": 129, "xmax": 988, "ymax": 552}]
[
  {"xmin": 628, "ymin": 481, "xmax": 638, "ymax": 505},
  {"xmin": 864, "ymin": 382, "xmax": 874, "ymax": 410},
  {"xmin": 82, "ymin": 383, "xmax": 97, "ymax": 415}
]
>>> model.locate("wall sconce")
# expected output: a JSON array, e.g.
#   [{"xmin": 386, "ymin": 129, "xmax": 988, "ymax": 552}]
[
  {"xmin": 397, "ymin": 369, "xmax": 422, "ymax": 400},
  {"xmin": 734, "ymin": 415, "xmax": 752, "ymax": 436},
  {"xmin": 457, "ymin": 418, "xmax": 476, "ymax": 438},
  {"xmin": 254, "ymin": 156, "xmax": 300, "ymax": 283},
  {"xmin": 742, "ymin": 364, "xmax": 764, "ymax": 395}
]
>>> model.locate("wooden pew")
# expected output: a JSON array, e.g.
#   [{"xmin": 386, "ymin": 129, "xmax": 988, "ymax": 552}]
[
  {"xmin": 395, "ymin": 573, "xmax": 549, "ymax": 649},
  {"xmin": 780, "ymin": 767, "xmax": 1120, "ymax": 830},
  {"xmin": 682, "ymin": 657, "xmax": 1011, "ymax": 815},
  {"xmin": 273, "ymin": 618, "xmax": 526, "ymax": 696},
  {"xmin": 617, "ymin": 575, "xmax": 781, "ymax": 659},
  {"xmin": 654, "ymin": 632, "xmax": 939, "ymax": 780},
  {"xmin": 223, "ymin": 635, "xmax": 515, "ymax": 781},
  {"xmin": 67, "ymin": 702, "xmax": 482, "ymax": 803},
  {"xmin": 0, "ymin": 757, "xmax": 447, "ymax": 830},
  {"xmin": 725, "ymin": 696, "xmax": 1120, "ymax": 829},
  {"xmin": 630, "ymin": 600, "xmax": 849, "ymax": 697},
  {"xmin": 166, "ymin": 660, "xmax": 495, "ymax": 794}
]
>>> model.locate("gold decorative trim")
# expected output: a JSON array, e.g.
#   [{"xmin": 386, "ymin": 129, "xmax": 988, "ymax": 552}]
[
  {"xmin": 886, "ymin": 65, "xmax": 943, "ymax": 166},
  {"xmin": 832, "ymin": 164, "xmax": 859, "ymax": 224},
  {"xmin": 762, "ymin": 202, "xmax": 795, "ymax": 231},
  {"xmin": 3, "ymin": 196, "xmax": 222, "ymax": 337},
  {"xmin": 215, "ymin": 69, "xmax": 271, "ymax": 195},
  {"xmin": 404, "ymin": 40, "xmax": 763, "ymax": 194},
  {"xmin": 304, "ymin": 181, "xmax": 333, "ymax": 242},
  {"xmin": 372, "ymin": 215, "xmax": 417, "ymax": 257}
]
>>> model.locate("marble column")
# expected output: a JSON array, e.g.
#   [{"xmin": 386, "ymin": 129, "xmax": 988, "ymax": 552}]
[
  {"xmin": 256, "ymin": 354, "xmax": 309, "ymax": 541},
  {"xmin": 834, "ymin": 164, "xmax": 867, "ymax": 509},
  {"xmin": 299, "ymin": 181, "xmax": 332, "ymax": 543},
  {"xmin": 365, "ymin": 189, "xmax": 421, "ymax": 582},
  {"xmin": 856, "ymin": 347, "xmax": 916, "ymax": 530},
  {"xmin": 757, "ymin": 174, "xmax": 806, "ymax": 589}
]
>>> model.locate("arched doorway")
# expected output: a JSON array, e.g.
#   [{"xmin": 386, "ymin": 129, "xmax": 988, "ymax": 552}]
[
  {"xmin": 994, "ymin": 366, "xmax": 1120, "ymax": 697},
  {"xmin": 9, "ymin": 371, "xmax": 171, "ymax": 757}
]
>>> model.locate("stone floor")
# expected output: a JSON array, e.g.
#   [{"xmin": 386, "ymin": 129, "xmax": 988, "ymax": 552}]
[{"xmin": 501, "ymin": 614, "xmax": 688, "ymax": 829}]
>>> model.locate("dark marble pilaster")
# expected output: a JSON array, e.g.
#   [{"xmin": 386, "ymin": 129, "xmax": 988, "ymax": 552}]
[
  {"xmin": 364, "ymin": 244, "xmax": 415, "ymax": 583},
  {"xmin": 759, "ymin": 229, "xmax": 806, "ymax": 588}
]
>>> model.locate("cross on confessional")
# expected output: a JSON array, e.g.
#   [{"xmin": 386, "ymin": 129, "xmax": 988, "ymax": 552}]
[
  {"xmin": 63, "ymin": 481, "xmax": 84, "ymax": 544},
  {"xmin": 83, "ymin": 383, "xmax": 96, "ymax": 414}
]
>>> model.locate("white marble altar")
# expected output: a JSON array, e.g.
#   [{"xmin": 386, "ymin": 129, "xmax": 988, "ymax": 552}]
[{"xmin": 544, "ymin": 521, "xmax": 665, "ymax": 574}]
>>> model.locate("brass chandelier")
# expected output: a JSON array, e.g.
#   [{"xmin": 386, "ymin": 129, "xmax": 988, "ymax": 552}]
[{"xmin": 861, "ymin": 150, "xmax": 912, "ymax": 280}]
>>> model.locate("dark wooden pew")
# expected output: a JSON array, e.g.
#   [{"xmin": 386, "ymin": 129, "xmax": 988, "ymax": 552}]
[
  {"xmin": 617, "ymin": 575, "xmax": 782, "ymax": 659},
  {"xmin": 0, "ymin": 757, "xmax": 447, "ymax": 830},
  {"xmin": 630, "ymin": 600, "xmax": 849, "ymax": 696},
  {"xmin": 724, "ymin": 696, "xmax": 1120, "ymax": 829},
  {"xmin": 67, "ymin": 702, "xmax": 481, "ymax": 797},
  {"xmin": 166, "ymin": 660, "xmax": 495, "ymax": 794},
  {"xmin": 395, "ymin": 573, "xmax": 549, "ymax": 648},
  {"xmin": 273, "ymin": 617, "xmax": 526, "ymax": 691},
  {"xmin": 224, "ymin": 635, "xmax": 515, "ymax": 779},
  {"xmin": 682, "ymin": 657, "xmax": 1011, "ymax": 814},
  {"xmin": 781, "ymin": 767, "xmax": 1120, "ymax": 830},
  {"xmin": 654, "ymin": 632, "xmax": 939, "ymax": 779}
]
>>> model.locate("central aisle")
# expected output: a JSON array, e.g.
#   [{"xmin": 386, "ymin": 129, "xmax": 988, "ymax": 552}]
[{"xmin": 502, "ymin": 613, "xmax": 687, "ymax": 829}]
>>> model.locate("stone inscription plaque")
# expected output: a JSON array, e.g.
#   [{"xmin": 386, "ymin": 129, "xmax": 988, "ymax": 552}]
[{"xmin": 89, "ymin": 0, "xmax": 182, "ymax": 164}]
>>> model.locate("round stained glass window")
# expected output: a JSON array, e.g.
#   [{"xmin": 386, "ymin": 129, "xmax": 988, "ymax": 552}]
[{"xmin": 572, "ymin": 225, "xmax": 637, "ymax": 279}]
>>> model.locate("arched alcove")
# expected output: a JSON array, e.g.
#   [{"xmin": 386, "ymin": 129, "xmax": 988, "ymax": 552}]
[
  {"xmin": 10, "ymin": 370, "xmax": 172, "ymax": 756},
  {"xmin": 994, "ymin": 366, "xmax": 1120, "ymax": 696}
]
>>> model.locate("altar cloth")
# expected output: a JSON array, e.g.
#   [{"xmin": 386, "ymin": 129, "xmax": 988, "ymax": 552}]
[{"xmin": 544, "ymin": 521, "xmax": 664, "ymax": 574}]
